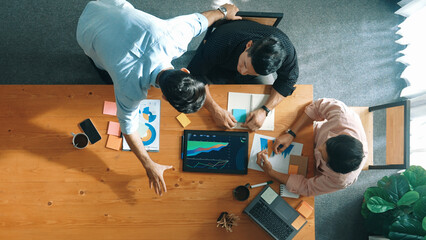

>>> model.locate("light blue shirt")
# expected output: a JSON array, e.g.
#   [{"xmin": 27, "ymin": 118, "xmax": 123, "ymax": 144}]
[{"xmin": 76, "ymin": 0, "xmax": 208, "ymax": 134}]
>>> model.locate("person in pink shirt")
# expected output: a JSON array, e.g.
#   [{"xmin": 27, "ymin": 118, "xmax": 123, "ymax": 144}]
[{"xmin": 256, "ymin": 98, "xmax": 368, "ymax": 196}]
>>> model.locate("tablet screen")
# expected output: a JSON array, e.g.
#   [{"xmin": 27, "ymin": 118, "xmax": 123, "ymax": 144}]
[{"xmin": 182, "ymin": 130, "xmax": 249, "ymax": 174}]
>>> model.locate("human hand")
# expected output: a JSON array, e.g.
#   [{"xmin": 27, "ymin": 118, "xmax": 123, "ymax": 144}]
[
  {"xmin": 256, "ymin": 149, "xmax": 273, "ymax": 174},
  {"xmin": 241, "ymin": 108, "xmax": 267, "ymax": 131},
  {"xmin": 145, "ymin": 161, "xmax": 173, "ymax": 196},
  {"xmin": 273, "ymin": 133, "xmax": 294, "ymax": 154},
  {"xmin": 211, "ymin": 106, "xmax": 237, "ymax": 129},
  {"xmin": 221, "ymin": 4, "xmax": 242, "ymax": 20}
]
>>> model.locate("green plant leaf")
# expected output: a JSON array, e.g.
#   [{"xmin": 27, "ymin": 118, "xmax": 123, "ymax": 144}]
[
  {"xmin": 389, "ymin": 215, "xmax": 426, "ymax": 239},
  {"xmin": 415, "ymin": 186, "xmax": 426, "ymax": 198},
  {"xmin": 364, "ymin": 210, "xmax": 396, "ymax": 236},
  {"xmin": 423, "ymin": 217, "xmax": 426, "ymax": 231},
  {"xmin": 405, "ymin": 166, "xmax": 426, "ymax": 188},
  {"xmin": 414, "ymin": 197, "xmax": 426, "ymax": 220},
  {"xmin": 361, "ymin": 201, "xmax": 370, "ymax": 219},
  {"xmin": 365, "ymin": 186, "xmax": 393, "ymax": 202},
  {"xmin": 385, "ymin": 175, "xmax": 411, "ymax": 204},
  {"xmin": 367, "ymin": 196, "xmax": 396, "ymax": 213},
  {"xmin": 404, "ymin": 171, "xmax": 417, "ymax": 190},
  {"xmin": 398, "ymin": 191, "xmax": 420, "ymax": 206},
  {"xmin": 378, "ymin": 175, "xmax": 391, "ymax": 188}
]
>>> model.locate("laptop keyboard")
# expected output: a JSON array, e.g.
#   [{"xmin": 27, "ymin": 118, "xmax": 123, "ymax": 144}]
[{"xmin": 249, "ymin": 200, "xmax": 294, "ymax": 240}]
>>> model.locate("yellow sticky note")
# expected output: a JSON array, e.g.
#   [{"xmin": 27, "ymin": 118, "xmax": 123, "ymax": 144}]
[
  {"xmin": 106, "ymin": 135, "xmax": 122, "ymax": 151},
  {"xmin": 288, "ymin": 164, "xmax": 299, "ymax": 175},
  {"xmin": 176, "ymin": 113, "xmax": 191, "ymax": 128},
  {"xmin": 291, "ymin": 215, "xmax": 306, "ymax": 230}
]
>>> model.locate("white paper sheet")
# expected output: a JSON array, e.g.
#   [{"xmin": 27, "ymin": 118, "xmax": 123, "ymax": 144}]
[
  {"xmin": 249, "ymin": 134, "xmax": 303, "ymax": 174},
  {"xmin": 227, "ymin": 92, "xmax": 275, "ymax": 131}
]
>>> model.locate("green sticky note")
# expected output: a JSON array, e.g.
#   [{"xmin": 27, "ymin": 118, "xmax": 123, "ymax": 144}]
[{"xmin": 233, "ymin": 109, "xmax": 246, "ymax": 123}]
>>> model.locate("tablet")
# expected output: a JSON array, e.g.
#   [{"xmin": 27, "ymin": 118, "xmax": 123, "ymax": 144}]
[{"xmin": 182, "ymin": 130, "xmax": 249, "ymax": 174}]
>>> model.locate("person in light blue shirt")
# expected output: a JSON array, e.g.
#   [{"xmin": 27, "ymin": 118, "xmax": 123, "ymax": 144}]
[{"xmin": 76, "ymin": 0, "xmax": 241, "ymax": 196}]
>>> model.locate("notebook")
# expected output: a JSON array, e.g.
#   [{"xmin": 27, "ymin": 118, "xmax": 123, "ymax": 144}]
[
  {"xmin": 280, "ymin": 184, "xmax": 300, "ymax": 199},
  {"xmin": 227, "ymin": 92, "xmax": 275, "ymax": 131},
  {"xmin": 244, "ymin": 186, "xmax": 307, "ymax": 240}
]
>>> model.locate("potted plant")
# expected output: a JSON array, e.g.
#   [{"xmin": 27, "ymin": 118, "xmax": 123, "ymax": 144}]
[{"xmin": 362, "ymin": 166, "xmax": 426, "ymax": 239}]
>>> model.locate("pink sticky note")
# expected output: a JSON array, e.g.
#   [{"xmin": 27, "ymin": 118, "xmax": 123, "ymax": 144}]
[
  {"xmin": 103, "ymin": 101, "xmax": 117, "ymax": 116},
  {"xmin": 107, "ymin": 121, "xmax": 121, "ymax": 137}
]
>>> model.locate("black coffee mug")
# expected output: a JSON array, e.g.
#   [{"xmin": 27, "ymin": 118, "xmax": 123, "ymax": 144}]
[
  {"xmin": 233, "ymin": 183, "xmax": 250, "ymax": 201},
  {"xmin": 71, "ymin": 132, "xmax": 89, "ymax": 149}
]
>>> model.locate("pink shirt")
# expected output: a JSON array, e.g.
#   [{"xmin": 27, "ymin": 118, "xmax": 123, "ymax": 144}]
[{"xmin": 286, "ymin": 98, "xmax": 368, "ymax": 196}]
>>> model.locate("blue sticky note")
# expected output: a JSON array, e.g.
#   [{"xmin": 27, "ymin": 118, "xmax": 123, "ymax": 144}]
[{"xmin": 233, "ymin": 109, "xmax": 247, "ymax": 123}]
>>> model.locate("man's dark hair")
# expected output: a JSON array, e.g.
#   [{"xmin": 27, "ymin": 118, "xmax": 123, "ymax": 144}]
[
  {"xmin": 247, "ymin": 36, "xmax": 285, "ymax": 75},
  {"xmin": 158, "ymin": 69, "xmax": 206, "ymax": 113},
  {"xmin": 326, "ymin": 135, "xmax": 365, "ymax": 174}
]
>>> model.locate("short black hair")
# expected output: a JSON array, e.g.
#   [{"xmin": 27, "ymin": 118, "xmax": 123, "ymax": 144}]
[
  {"xmin": 326, "ymin": 135, "xmax": 364, "ymax": 174},
  {"xmin": 247, "ymin": 36, "xmax": 285, "ymax": 75},
  {"xmin": 158, "ymin": 69, "xmax": 206, "ymax": 113}
]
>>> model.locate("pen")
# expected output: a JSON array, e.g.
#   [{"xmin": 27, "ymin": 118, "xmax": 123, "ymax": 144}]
[{"xmin": 250, "ymin": 180, "xmax": 273, "ymax": 188}]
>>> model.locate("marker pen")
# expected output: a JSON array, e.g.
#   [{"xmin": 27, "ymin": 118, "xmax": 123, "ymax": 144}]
[{"xmin": 250, "ymin": 180, "xmax": 273, "ymax": 188}]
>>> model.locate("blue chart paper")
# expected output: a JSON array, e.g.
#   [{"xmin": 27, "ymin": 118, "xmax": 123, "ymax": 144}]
[
  {"xmin": 122, "ymin": 99, "xmax": 161, "ymax": 152},
  {"xmin": 233, "ymin": 109, "xmax": 247, "ymax": 123},
  {"xmin": 249, "ymin": 134, "xmax": 303, "ymax": 174}
]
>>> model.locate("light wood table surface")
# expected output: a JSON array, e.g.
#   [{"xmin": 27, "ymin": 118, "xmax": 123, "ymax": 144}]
[{"xmin": 0, "ymin": 85, "xmax": 314, "ymax": 240}]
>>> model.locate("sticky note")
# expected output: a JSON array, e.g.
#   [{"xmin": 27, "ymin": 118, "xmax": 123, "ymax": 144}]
[
  {"xmin": 107, "ymin": 121, "xmax": 121, "ymax": 136},
  {"xmin": 103, "ymin": 101, "xmax": 117, "ymax": 116},
  {"xmin": 296, "ymin": 200, "xmax": 314, "ymax": 219},
  {"xmin": 261, "ymin": 187, "xmax": 278, "ymax": 205},
  {"xmin": 232, "ymin": 109, "xmax": 246, "ymax": 123},
  {"xmin": 176, "ymin": 113, "xmax": 191, "ymax": 128},
  {"xmin": 291, "ymin": 215, "xmax": 306, "ymax": 230},
  {"xmin": 267, "ymin": 140, "xmax": 274, "ymax": 157},
  {"xmin": 288, "ymin": 164, "xmax": 299, "ymax": 175},
  {"xmin": 106, "ymin": 135, "xmax": 122, "ymax": 151}
]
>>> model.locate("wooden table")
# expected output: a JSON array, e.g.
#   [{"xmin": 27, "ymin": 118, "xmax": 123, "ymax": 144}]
[{"xmin": 0, "ymin": 85, "xmax": 314, "ymax": 240}]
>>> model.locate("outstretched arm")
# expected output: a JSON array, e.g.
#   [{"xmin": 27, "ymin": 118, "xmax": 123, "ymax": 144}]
[
  {"xmin": 203, "ymin": 85, "xmax": 237, "ymax": 129},
  {"xmin": 201, "ymin": 3, "xmax": 241, "ymax": 26},
  {"xmin": 123, "ymin": 132, "xmax": 173, "ymax": 196}
]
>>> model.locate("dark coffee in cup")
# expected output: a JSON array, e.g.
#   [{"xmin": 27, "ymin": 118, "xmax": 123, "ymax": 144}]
[
  {"xmin": 233, "ymin": 184, "xmax": 250, "ymax": 201},
  {"xmin": 72, "ymin": 133, "xmax": 89, "ymax": 149}
]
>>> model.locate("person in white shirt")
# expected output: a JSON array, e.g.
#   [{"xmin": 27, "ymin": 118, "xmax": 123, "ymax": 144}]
[{"xmin": 76, "ymin": 0, "xmax": 241, "ymax": 196}]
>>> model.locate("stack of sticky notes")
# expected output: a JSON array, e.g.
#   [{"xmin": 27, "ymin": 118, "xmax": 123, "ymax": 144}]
[
  {"xmin": 289, "ymin": 155, "xmax": 309, "ymax": 177},
  {"xmin": 105, "ymin": 120, "xmax": 122, "ymax": 151},
  {"xmin": 232, "ymin": 109, "xmax": 246, "ymax": 123},
  {"xmin": 176, "ymin": 113, "xmax": 191, "ymax": 128},
  {"xmin": 296, "ymin": 200, "xmax": 314, "ymax": 219}
]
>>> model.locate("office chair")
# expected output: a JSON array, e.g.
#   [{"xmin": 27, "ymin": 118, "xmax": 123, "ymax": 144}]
[{"xmin": 352, "ymin": 99, "xmax": 410, "ymax": 170}]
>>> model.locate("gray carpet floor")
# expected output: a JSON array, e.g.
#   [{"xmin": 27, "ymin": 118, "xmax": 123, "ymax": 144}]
[{"xmin": 0, "ymin": 0, "xmax": 407, "ymax": 239}]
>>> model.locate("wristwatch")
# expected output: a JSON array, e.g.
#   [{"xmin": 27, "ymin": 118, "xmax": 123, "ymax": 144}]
[
  {"xmin": 261, "ymin": 105, "xmax": 271, "ymax": 116},
  {"xmin": 287, "ymin": 129, "xmax": 296, "ymax": 138},
  {"xmin": 217, "ymin": 6, "xmax": 227, "ymax": 19}
]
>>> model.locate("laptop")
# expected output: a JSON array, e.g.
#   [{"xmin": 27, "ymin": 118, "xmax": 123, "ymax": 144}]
[{"xmin": 244, "ymin": 186, "xmax": 307, "ymax": 240}]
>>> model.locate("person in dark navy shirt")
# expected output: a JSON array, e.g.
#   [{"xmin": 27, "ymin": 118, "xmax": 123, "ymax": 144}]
[{"xmin": 188, "ymin": 20, "xmax": 299, "ymax": 131}]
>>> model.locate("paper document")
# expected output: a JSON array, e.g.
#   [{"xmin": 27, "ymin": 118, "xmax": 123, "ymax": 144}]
[
  {"xmin": 249, "ymin": 134, "xmax": 303, "ymax": 174},
  {"xmin": 227, "ymin": 92, "xmax": 275, "ymax": 131}
]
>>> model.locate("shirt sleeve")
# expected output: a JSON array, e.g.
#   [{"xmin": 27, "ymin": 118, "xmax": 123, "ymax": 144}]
[
  {"xmin": 166, "ymin": 13, "xmax": 208, "ymax": 53},
  {"xmin": 286, "ymin": 174, "xmax": 347, "ymax": 196},
  {"xmin": 114, "ymin": 87, "xmax": 148, "ymax": 135},
  {"xmin": 304, "ymin": 98, "xmax": 351, "ymax": 122},
  {"xmin": 272, "ymin": 48, "xmax": 299, "ymax": 97}
]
